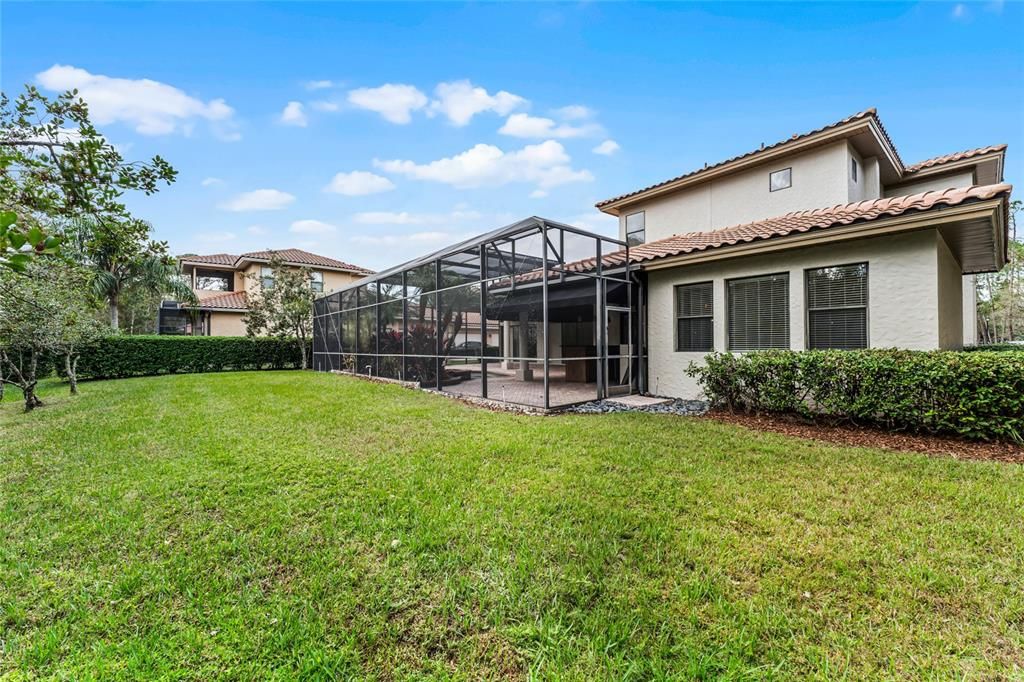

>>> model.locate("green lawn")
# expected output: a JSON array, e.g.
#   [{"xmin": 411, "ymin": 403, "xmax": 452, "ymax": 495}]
[{"xmin": 1, "ymin": 372, "xmax": 1022, "ymax": 680}]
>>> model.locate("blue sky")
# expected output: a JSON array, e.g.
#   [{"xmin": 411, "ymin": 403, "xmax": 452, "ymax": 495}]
[{"xmin": 3, "ymin": 1, "xmax": 1022, "ymax": 271}]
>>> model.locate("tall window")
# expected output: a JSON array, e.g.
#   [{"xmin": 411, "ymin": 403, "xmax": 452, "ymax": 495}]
[
  {"xmin": 727, "ymin": 273, "xmax": 789, "ymax": 350},
  {"xmin": 675, "ymin": 282, "xmax": 713, "ymax": 351},
  {"xmin": 310, "ymin": 271, "xmax": 324, "ymax": 293},
  {"xmin": 625, "ymin": 212, "xmax": 645, "ymax": 246},
  {"xmin": 260, "ymin": 265, "xmax": 274, "ymax": 289},
  {"xmin": 851, "ymin": 158, "xmax": 859, "ymax": 182},
  {"xmin": 806, "ymin": 263, "xmax": 868, "ymax": 349}
]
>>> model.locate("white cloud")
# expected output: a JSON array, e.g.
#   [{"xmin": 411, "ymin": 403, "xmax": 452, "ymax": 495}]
[
  {"xmin": 351, "ymin": 231, "xmax": 457, "ymax": 246},
  {"xmin": 529, "ymin": 189, "xmax": 548, "ymax": 199},
  {"xmin": 196, "ymin": 231, "xmax": 237, "ymax": 244},
  {"xmin": 427, "ymin": 80, "xmax": 527, "ymax": 126},
  {"xmin": 498, "ymin": 113, "xmax": 603, "ymax": 139},
  {"xmin": 219, "ymin": 189, "xmax": 295, "ymax": 212},
  {"xmin": 246, "ymin": 225, "xmax": 268, "ymax": 235},
  {"xmin": 200, "ymin": 177, "xmax": 223, "ymax": 187},
  {"xmin": 347, "ymin": 83, "xmax": 427, "ymax": 124},
  {"xmin": 290, "ymin": 219, "xmax": 337, "ymax": 234},
  {"xmin": 352, "ymin": 209, "xmax": 482, "ymax": 225},
  {"xmin": 36, "ymin": 64, "xmax": 237, "ymax": 138},
  {"xmin": 279, "ymin": 101, "xmax": 307, "ymax": 127},
  {"xmin": 592, "ymin": 140, "xmax": 621, "ymax": 156},
  {"xmin": 310, "ymin": 100, "xmax": 341, "ymax": 112},
  {"xmin": 554, "ymin": 105, "xmax": 594, "ymax": 120},
  {"xmin": 951, "ymin": 3, "xmax": 968, "ymax": 18},
  {"xmin": 323, "ymin": 170, "xmax": 395, "ymax": 196},
  {"xmin": 375, "ymin": 140, "xmax": 593, "ymax": 192},
  {"xmin": 565, "ymin": 211, "xmax": 618, "ymax": 236},
  {"xmin": 305, "ymin": 79, "xmax": 336, "ymax": 90}
]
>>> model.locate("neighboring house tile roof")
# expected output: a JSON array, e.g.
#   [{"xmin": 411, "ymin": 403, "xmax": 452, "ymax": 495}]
[
  {"xmin": 596, "ymin": 108, "xmax": 900, "ymax": 208},
  {"xmin": 197, "ymin": 290, "xmax": 248, "ymax": 310},
  {"xmin": 904, "ymin": 144, "xmax": 1007, "ymax": 173},
  {"xmin": 181, "ymin": 253, "xmax": 238, "ymax": 265},
  {"xmin": 239, "ymin": 248, "xmax": 374, "ymax": 274},
  {"xmin": 627, "ymin": 183, "xmax": 1012, "ymax": 264}
]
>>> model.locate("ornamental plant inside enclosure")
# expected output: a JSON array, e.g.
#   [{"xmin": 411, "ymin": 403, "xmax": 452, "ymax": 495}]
[{"xmin": 687, "ymin": 349, "xmax": 1024, "ymax": 442}]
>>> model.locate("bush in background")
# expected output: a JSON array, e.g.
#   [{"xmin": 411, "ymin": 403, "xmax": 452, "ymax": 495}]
[
  {"xmin": 69, "ymin": 335, "xmax": 310, "ymax": 380},
  {"xmin": 688, "ymin": 349, "xmax": 1024, "ymax": 442}
]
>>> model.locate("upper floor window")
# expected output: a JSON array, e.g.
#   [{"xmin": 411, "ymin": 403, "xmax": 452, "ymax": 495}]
[
  {"xmin": 625, "ymin": 211, "xmax": 646, "ymax": 246},
  {"xmin": 195, "ymin": 268, "xmax": 232, "ymax": 292},
  {"xmin": 851, "ymin": 158, "xmax": 859, "ymax": 183},
  {"xmin": 806, "ymin": 263, "xmax": 868, "ymax": 349},
  {"xmin": 675, "ymin": 282, "xmax": 713, "ymax": 352},
  {"xmin": 260, "ymin": 265, "xmax": 274, "ymax": 290},
  {"xmin": 310, "ymin": 271, "xmax": 324, "ymax": 293},
  {"xmin": 769, "ymin": 167, "xmax": 792, "ymax": 192},
  {"xmin": 727, "ymin": 273, "xmax": 790, "ymax": 351}
]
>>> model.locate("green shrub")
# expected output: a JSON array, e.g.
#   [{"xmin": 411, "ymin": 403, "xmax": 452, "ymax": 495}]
[
  {"xmin": 69, "ymin": 335, "xmax": 310, "ymax": 380},
  {"xmin": 688, "ymin": 349, "xmax": 1024, "ymax": 442},
  {"xmin": 962, "ymin": 343, "xmax": 1024, "ymax": 353}
]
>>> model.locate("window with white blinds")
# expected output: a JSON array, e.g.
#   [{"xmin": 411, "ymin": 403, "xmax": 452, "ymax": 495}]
[
  {"xmin": 806, "ymin": 263, "xmax": 868, "ymax": 349},
  {"xmin": 727, "ymin": 273, "xmax": 790, "ymax": 351},
  {"xmin": 675, "ymin": 282, "xmax": 713, "ymax": 351}
]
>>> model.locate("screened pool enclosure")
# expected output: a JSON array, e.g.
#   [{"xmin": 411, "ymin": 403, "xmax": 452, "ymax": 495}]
[{"xmin": 312, "ymin": 217, "xmax": 642, "ymax": 409}]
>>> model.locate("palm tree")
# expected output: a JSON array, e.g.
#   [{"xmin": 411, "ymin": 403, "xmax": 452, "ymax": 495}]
[{"xmin": 66, "ymin": 217, "xmax": 196, "ymax": 329}]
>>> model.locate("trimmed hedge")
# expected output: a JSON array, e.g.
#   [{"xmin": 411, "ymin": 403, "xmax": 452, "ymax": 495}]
[
  {"xmin": 687, "ymin": 349, "xmax": 1024, "ymax": 442},
  {"xmin": 70, "ymin": 335, "xmax": 310, "ymax": 380}
]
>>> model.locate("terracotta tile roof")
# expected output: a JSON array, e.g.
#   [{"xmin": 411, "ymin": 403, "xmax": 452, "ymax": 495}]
[
  {"xmin": 180, "ymin": 253, "xmax": 238, "ymax": 266},
  {"xmin": 627, "ymin": 183, "xmax": 1012, "ymax": 265},
  {"xmin": 904, "ymin": 144, "xmax": 1007, "ymax": 173},
  {"xmin": 197, "ymin": 290, "xmax": 248, "ymax": 310},
  {"xmin": 596, "ymin": 108, "xmax": 901, "ymax": 208},
  {"xmin": 239, "ymin": 248, "xmax": 374, "ymax": 274}
]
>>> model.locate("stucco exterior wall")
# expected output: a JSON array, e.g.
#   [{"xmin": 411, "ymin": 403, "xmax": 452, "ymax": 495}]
[
  {"xmin": 883, "ymin": 170, "xmax": 976, "ymax": 197},
  {"xmin": 619, "ymin": 141, "xmax": 853, "ymax": 242},
  {"xmin": 937, "ymin": 234, "xmax": 965, "ymax": 350},
  {"xmin": 209, "ymin": 311, "xmax": 247, "ymax": 336},
  {"xmin": 645, "ymin": 229, "xmax": 945, "ymax": 399},
  {"xmin": 962, "ymin": 275, "xmax": 978, "ymax": 346}
]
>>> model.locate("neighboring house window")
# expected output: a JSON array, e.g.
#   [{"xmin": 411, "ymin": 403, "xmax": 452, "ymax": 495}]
[
  {"xmin": 675, "ymin": 282, "xmax": 713, "ymax": 352},
  {"xmin": 727, "ymin": 273, "xmax": 790, "ymax": 350},
  {"xmin": 625, "ymin": 212, "xmax": 646, "ymax": 246},
  {"xmin": 310, "ymin": 271, "xmax": 324, "ymax": 293},
  {"xmin": 769, "ymin": 167, "xmax": 792, "ymax": 192},
  {"xmin": 851, "ymin": 158, "xmax": 859, "ymax": 182},
  {"xmin": 261, "ymin": 266, "xmax": 274, "ymax": 289},
  {"xmin": 806, "ymin": 263, "xmax": 868, "ymax": 349},
  {"xmin": 195, "ymin": 268, "xmax": 232, "ymax": 291}
]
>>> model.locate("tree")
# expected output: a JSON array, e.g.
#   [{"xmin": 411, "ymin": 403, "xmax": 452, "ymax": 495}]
[
  {"xmin": 977, "ymin": 200, "xmax": 1023, "ymax": 344},
  {"xmin": 1, "ymin": 86, "xmax": 176, "ymax": 278},
  {"xmin": 0, "ymin": 262, "xmax": 106, "ymax": 410},
  {"xmin": 244, "ymin": 256, "xmax": 315, "ymax": 369},
  {"xmin": 64, "ymin": 217, "xmax": 195, "ymax": 329}
]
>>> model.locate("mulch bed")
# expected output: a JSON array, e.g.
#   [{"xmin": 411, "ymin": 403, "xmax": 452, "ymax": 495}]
[{"xmin": 704, "ymin": 409, "xmax": 1024, "ymax": 463}]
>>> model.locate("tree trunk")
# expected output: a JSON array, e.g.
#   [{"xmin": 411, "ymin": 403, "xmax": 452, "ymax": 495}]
[
  {"xmin": 299, "ymin": 338, "xmax": 308, "ymax": 370},
  {"xmin": 66, "ymin": 353, "xmax": 79, "ymax": 395},
  {"xmin": 109, "ymin": 296, "xmax": 119, "ymax": 329},
  {"xmin": 23, "ymin": 350, "xmax": 42, "ymax": 411}
]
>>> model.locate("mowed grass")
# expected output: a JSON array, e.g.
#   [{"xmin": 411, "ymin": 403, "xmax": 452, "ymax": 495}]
[{"xmin": 1, "ymin": 372, "xmax": 1022, "ymax": 680}]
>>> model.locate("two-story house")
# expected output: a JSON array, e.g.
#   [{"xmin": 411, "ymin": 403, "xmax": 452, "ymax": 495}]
[
  {"xmin": 160, "ymin": 248, "xmax": 374, "ymax": 336},
  {"xmin": 596, "ymin": 108, "xmax": 1010, "ymax": 398}
]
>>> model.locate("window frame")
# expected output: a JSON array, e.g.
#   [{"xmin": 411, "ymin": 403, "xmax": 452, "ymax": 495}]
[
  {"xmin": 726, "ymin": 272, "xmax": 790, "ymax": 351},
  {"xmin": 309, "ymin": 270, "xmax": 324, "ymax": 293},
  {"xmin": 804, "ymin": 262, "xmax": 869, "ymax": 350},
  {"xmin": 851, "ymin": 157, "xmax": 859, "ymax": 183},
  {"xmin": 260, "ymin": 265, "xmax": 275, "ymax": 290},
  {"xmin": 769, "ymin": 167, "xmax": 792, "ymax": 192},
  {"xmin": 674, "ymin": 281, "xmax": 714, "ymax": 352},
  {"xmin": 625, "ymin": 211, "xmax": 646, "ymax": 246}
]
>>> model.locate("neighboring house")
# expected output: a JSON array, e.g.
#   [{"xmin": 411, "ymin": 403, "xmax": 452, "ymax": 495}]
[
  {"xmin": 312, "ymin": 108, "xmax": 1012, "ymax": 407},
  {"xmin": 160, "ymin": 248, "xmax": 373, "ymax": 336}
]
